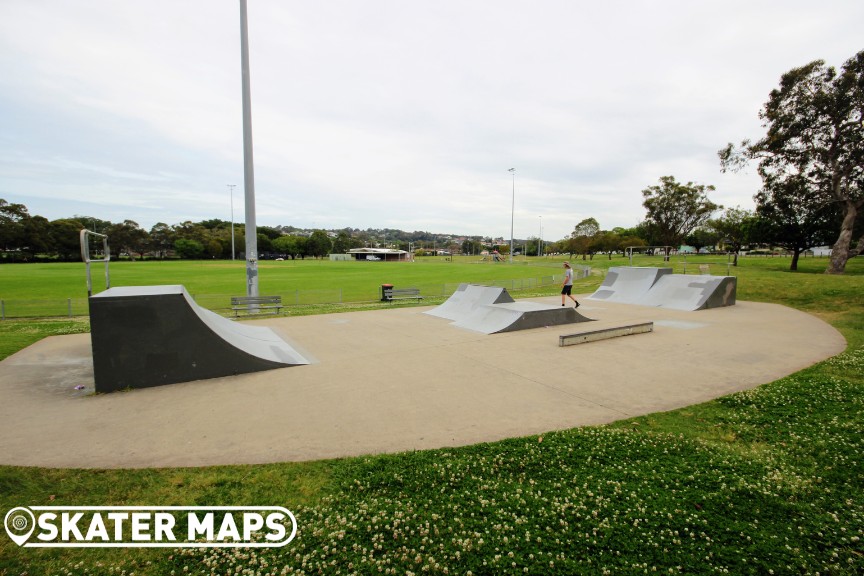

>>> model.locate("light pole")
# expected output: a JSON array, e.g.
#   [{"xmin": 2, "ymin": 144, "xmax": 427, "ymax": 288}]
[
  {"xmin": 228, "ymin": 184, "xmax": 236, "ymax": 260},
  {"xmin": 508, "ymin": 168, "xmax": 515, "ymax": 264},
  {"xmin": 239, "ymin": 0, "xmax": 258, "ymax": 297},
  {"xmin": 538, "ymin": 215, "xmax": 542, "ymax": 257}
]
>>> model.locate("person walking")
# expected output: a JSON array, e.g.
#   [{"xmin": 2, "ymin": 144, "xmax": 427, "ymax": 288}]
[{"xmin": 561, "ymin": 261, "xmax": 580, "ymax": 308}]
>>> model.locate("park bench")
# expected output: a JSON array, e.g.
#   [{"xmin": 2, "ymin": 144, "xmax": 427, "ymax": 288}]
[
  {"xmin": 699, "ymin": 264, "xmax": 711, "ymax": 275},
  {"xmin": 231, "ymin": 295, "xmax": 283, "ymax": 316},
  {"xmin": 384, "ymin": 288, "xmax": 424, "ymax": 302}
]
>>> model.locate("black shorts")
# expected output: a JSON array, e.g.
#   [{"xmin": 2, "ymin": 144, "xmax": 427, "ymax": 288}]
[{"xmin": 561, "ymin": 285, "xmax": 572, "ymax": 295}]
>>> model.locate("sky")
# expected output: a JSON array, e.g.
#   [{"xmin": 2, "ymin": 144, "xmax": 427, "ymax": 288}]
[{"xmin": 1, "ymin": 1, "xmax": 862, "ymax": 243}]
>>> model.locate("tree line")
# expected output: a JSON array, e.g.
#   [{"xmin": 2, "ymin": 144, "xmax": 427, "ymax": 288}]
[{"xmin": 0, "ymin": 208, "xmax": 497, "ymax": 262}]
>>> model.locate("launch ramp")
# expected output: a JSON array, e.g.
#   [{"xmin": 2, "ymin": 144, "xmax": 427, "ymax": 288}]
[
  {"xmin": 426, "ymin": 284, "xmax": 591, "ymax": 334},
  {"xmin": 89, "ymin": 285, "xmax": 308, "ymax": 393}
]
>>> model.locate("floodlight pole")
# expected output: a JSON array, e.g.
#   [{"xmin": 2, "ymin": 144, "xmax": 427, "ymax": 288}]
[
  {"xmin": 228, "ymin": 184, "xmax": 236, "ymax": 260},
  {"xmin": 538, "ymin": 215, "xmax": 542, "ymax": 257},
  {"xmin": 508, "ymin": 168, "xmax": 515, "ymax": 264},
  {"xmin": 239, "ymin": 0, "xmax": 258, "ymax": 297}
]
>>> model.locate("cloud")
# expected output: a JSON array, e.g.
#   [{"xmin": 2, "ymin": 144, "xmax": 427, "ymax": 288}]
[{"xmin": 0, "ymin": 0, "xmax": 861, "ymax": 241}]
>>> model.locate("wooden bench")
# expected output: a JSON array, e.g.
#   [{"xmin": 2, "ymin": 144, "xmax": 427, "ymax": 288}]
[
  {"xmin": 231, "ymin": 295, "xmax": 283, "ymax": 316},
  {"xmin": 698, "ymin": 264, "xmax": 711, "ymax": 275},
  {"xmin": 384, "ymin": 288, "xmax": 424, "ymax": 302}
]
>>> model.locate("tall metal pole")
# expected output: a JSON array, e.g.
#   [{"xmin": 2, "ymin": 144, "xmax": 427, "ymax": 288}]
[
  {"xmin": 538, "ymin": 215, "xmax": 542, "ymax": 257},
  {"xmin": 228, "ymin": 184, "xmax": 236, "ymax": 260},
  {"xmin": 508, "ymin": 168, "xmax": 515, "ymax": 264},
  {"xmin": 239, "ymin": 0, "xmax": 258, "ymax": 296}
]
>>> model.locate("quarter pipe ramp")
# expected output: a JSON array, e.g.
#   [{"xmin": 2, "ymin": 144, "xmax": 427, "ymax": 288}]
[{"xmin": 89, "ymin": 285, "xmax": 308, "ymax": 393}]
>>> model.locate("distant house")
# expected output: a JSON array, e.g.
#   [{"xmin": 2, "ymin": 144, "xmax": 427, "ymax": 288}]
[
  {"xmin": 809, "ymin": 246, "xmax": 833, "ymax": 256},
  {"xmin": 347, "ymin": 248, "xmax": 410, "ymax": 262}
]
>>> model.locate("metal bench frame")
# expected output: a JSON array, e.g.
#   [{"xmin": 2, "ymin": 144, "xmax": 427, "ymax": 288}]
[
  {"xmin": 231, "ymin": 295, "xmax": 283, "ymax": 316},
  {"xmin": 384, "ymin": 288, "xmax": 424, "ymax": 302}
]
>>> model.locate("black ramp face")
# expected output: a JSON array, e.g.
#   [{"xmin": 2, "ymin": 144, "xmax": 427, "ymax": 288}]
[{"xmin": 89, "ymin": 285, "xmax": 308, "ymax": 393}]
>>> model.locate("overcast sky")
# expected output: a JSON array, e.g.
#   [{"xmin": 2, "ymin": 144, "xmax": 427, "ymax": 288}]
[{"xmin": 1, "ymin": 1, "xmax": 862, "ymax": 242}]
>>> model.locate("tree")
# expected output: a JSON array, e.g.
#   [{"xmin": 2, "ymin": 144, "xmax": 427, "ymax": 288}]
[
  {"xmin": 685, "ymin": 228, "xmax": 720, "ymax": 254},
  {"xmin": 106, "ymin": 220, "xmax": 148, "ymax": 260},
  {"xmin": 570, "ymin": 217, "xmax": 600, "ymax": 260},
  {"xmin": 591, "ymin": 230, "xmax": 621, "ymax": 260},
  {"xmin": 49, "ymin": 219, "xmax": 85, "ymax": 261},
  {"xmin": 707, "ymin": 207, "xmax": 757, "ymax": 266},
  {"xmin": 0, "ymin": 199, "xmax": 30, "ymax": 255},
  {"xmin": 272, "ymin": 235, "xmax": 300, "ymax": 259},
  {"xmin": 755, "ymin": 176, "xmax": 836, "ymax": 270},
  {"xmin": 174, "ymin": 238, "xmax": 204, "ymax": 259},
  {"xmin": 332, "ymin": 231, "xmax": 354, "ymax": 254},
  {"xmin": 720, "ymin": 50, "xmax": 864, "ymax": 274},
  {"xmin": 148, "ymin": 223, "xmax": 175, "ymax": 259},
  {"xmin": 642, "ymin": 176, "xmax": 721, "ymax": 258},
  {"xmin": 461, "ymin": 238, "xmax": 483, "ymax": 256},
  {"xmin": 306, "ymin": 230, "xmax": 332, "ymax": 259}
]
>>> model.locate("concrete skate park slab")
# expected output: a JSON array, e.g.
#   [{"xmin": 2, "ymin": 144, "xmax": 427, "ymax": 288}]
[{"xmin": 0, "ymin": 296, "xmax": 846, "ymax": 469}]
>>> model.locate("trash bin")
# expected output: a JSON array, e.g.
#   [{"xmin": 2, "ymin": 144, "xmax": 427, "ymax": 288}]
[{"xmin": 381, "ymin": 284, "xmax": 394, "ymax": 301}]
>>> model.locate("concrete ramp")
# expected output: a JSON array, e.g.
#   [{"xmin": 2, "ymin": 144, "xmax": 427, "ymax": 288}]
[
  {"xmin": 635, "ymin": 274, "xmax": 737, "ymax": 311},
  {"xmin": 452, "ymin": 301, "xmax": 590, "ymax": 334},
  {"xmin": 587, "ymin": 267, "xmax": 736, "ymax": 311},
  {"xmin": 426, "ymin": 284, "xmax": 591, "ymax": 334},
  {"xmin": 89, "ymin": 285, "xmax": 308, "ymax": 393},
  {"xmin": 424, "ymin": 283, "xmax": 514, "ymax": 321},
  {"xmin": 587, "ymin": 267, "xmax": 672, "ymax": 303}
]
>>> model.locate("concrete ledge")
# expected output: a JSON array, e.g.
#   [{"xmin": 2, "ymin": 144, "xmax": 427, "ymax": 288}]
[{"xmin": 559, "ymin": 322, "xmax": 654, "ymax": 346}]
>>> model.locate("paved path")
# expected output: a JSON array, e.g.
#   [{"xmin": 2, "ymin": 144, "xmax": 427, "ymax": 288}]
[{"xmin": 0, "ymin": 296, "xmax": 846, "ymax": 469}]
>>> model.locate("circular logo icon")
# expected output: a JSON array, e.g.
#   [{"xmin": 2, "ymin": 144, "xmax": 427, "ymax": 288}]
[{"xmin": 4, "ymin": 507, "xmax": 36, "ymax": 546}]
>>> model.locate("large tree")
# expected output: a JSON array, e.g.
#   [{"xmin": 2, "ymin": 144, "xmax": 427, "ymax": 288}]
[
  {"xmin": 641, "ymin": 176, "xmax": 721, "ymax": 257},
  {"xmin": 754, "ymin": 176, "xmax": 837, "ymax": 270},
  {"xmin": 570, "ymin": 217, "xmax": 600, "ymax": 260},
  {"xmin": 0, "ymin": 199, "xmax": 30, "ymax": 254},
  {"xmin": 720, "ymin": 50, "xmax": 864, "ymax": 274},
  {"xmin": 306, "ymin": 230, "xmax": 332, "ymax": 259}
]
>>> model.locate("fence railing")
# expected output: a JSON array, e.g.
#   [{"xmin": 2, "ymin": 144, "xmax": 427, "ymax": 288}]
[{"xmin": 0, "ymin": 269, "xmax": 586, "ymax": 320}]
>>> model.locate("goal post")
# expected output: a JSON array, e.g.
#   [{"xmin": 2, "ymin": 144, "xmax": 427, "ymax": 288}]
[{"xmin": 80, "ymin": 229, "xmax": 111, "ymax": 297}]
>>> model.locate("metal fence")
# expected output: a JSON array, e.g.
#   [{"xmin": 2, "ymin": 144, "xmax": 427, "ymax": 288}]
[{"xmin": 0, "ymin": 269, "xmax": 586, "ymax": 320}]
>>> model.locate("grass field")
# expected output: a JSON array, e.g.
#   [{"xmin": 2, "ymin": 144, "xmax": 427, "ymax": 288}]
[
  {"xmin": 0, "ymin": 255, "xmax": 862, "ymax": 575},
  {"xmin": 0, "ymin": 256, "xmax": 568, "ymax": 300}
]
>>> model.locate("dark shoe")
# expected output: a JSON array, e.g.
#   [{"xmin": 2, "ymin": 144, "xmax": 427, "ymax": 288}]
[{"xmin": 575, "ymin": 302, "xmax": 580, "ymax": 308}]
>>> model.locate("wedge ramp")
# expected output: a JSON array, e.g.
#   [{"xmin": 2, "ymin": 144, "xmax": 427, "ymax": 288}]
[
  {"xmin": 424, "ymin": 283, "xmax": 515, "ymax": 321},
  {"xmin": 426, "ymin": 284, "xmax": 591, "ymax": 334},
  {"xmin": 89, "ymin": 285, "xmax": 308, "ymax": 393}
]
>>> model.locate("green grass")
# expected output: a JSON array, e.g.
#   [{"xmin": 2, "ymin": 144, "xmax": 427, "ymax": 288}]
[
  {"xmin": 1, "ymin": 256, "xmax": 863, "ymax": 575},
  {"xmin": 0, "ymin": 257, "xmax": 566, "ymax": 300}
]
